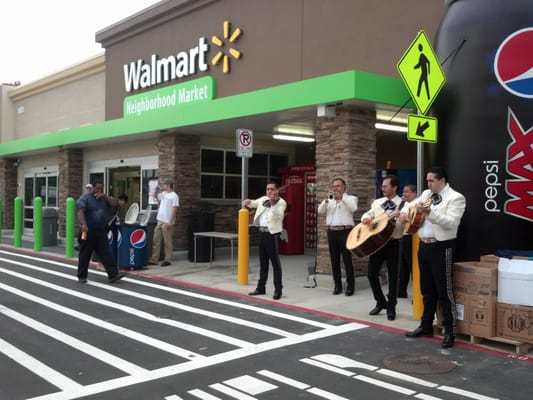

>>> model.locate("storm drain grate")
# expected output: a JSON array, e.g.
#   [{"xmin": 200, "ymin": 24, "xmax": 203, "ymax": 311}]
[{"xmin": 382, "ymin": 354, "xmax": 456, "ymax": 374}]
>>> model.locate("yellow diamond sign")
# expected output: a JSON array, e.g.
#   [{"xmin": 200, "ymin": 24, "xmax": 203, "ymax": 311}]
[{"xmin": 397, "ymin": 30, "xmax": 445, "ymax": 115}]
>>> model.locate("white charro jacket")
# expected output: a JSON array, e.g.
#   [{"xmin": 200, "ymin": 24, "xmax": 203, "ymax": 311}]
[
  {"xmin": 317, "ymin": 192, "xmax": 358, "ymax": 226},
  {"xmin": 401, "ymin": 184, "xmax": 466, "ymax": 241},
  {"xmin": 248, "ymin": 195, "xmax": 287, "ymax": 234},
  {"xmin": 361, "ymin": 195, "xmax": 405, "ymax": 239}
]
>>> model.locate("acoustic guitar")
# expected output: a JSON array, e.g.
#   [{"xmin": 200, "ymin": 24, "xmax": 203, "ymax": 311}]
[
  {"xmin": 346, "ymin": 212, "xmax": 396, "ymax": 258},
  {"xmin": 403, "ymin": 199, "xmax": 432, "ymax": 234}
]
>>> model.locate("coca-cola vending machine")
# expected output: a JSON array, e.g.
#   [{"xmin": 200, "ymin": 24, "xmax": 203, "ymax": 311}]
[{"xmin": 279, "ymin": 164, "xmax": 316, "ymax": 255}]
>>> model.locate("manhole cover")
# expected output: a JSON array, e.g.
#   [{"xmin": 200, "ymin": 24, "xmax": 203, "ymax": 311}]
[{"xmin": 383, "ymin": 354, "xmax": 456, "ymax": 374}]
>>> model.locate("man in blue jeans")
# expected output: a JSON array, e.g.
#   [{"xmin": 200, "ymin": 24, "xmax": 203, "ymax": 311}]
[{"xmin": 77, "ymin": 180, "xmax": 126, "ymax": 283}]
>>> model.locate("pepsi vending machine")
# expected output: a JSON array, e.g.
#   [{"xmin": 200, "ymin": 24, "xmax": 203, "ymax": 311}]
[
  {"xmin": 279, "ymin": 164, "xmax": 316, "ymax": 255},
  {"xmin": 116, "ymin": 204, "xmax": 148, "ymax": 269}
]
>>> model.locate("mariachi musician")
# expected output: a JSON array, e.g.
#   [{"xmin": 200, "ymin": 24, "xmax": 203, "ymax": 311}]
[
  {"xmin": 400, "ymin": 166, "xmax": 466, "ymax": 348},
  {"xmin": 361, "ymin": 174, "xmax": 405, "ymax": 321}
]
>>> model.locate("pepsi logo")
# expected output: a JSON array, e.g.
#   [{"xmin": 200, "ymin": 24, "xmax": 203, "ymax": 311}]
[
  {"xmin": 494, "ymin": 28, "xmax": 533, "ymax": 98},
  {"xmin": 130, "ymin": 229, "xmax": 147, "ymax": 248},
  {"xmin": 116, "ymin": 230, "xmax": 122, "ymax": 247}
]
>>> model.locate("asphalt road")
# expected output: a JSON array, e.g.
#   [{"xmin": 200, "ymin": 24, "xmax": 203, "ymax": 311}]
[{"xmin": 0, "ymin": 249, "xmax": 531, "ymax": 400}]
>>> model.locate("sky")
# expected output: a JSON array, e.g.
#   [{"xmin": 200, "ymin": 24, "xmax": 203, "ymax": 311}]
[{"xmin": 0, "ymin": 0, "xmax": 161, "ymax": 85}]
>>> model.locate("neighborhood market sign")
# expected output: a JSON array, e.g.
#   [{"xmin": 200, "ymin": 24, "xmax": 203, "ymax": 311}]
[{"xmin": 123, "ymin": 76, "xmax": 215, "ymax": 117}]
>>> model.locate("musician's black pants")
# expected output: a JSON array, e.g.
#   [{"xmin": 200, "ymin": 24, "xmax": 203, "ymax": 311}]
[
  {"xmin": 327, "ymin": 228, "xmax": 355, "ymax": 290},
  {"xmin": 256, "ymin": 231, "xmax": 283, "ymax": 292},
  {"xmin": 398, "ymin": 235, "xmax": 413, "ymax": 297},
  {"xmin": 367, "ymin": 238, "xmax": 399, "ymax": 310},
  {"xmin": 418, "ymin": 239, "xmax": 456, "ymax": 335}
]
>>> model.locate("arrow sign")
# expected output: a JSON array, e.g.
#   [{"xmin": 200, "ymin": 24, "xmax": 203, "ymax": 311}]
[
  {"xmin": 416, "ymin": 121, "xmax": 430, "ymax": 137},
  {"xmin": 407, "ymin": 114, "xmax": 438, "ymax": 143}
]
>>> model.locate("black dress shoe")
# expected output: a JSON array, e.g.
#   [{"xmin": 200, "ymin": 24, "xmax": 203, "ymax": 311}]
[
  {"xmin": 108, "ymin": 272, "xmax": 126, "ymax": 283},
  {"xmin": 405, "ymin": 327, "xmax": 433, "ymax": 338},
  {"xmin": 442, "ymin": 334, "xmax": 455, "ymax": 348},
  {"xmin": 332, "ymin": 287, "xmax": 342, "ymax": 295},
  {"xmin": 387, "ymin": 310, "xmax": 396, "ymax": 321},
  {"xmin": 345, "ymin": 288, "xmax": 354, "ymax": 296},
  {"xmin": 272, "ymin": 291, "xmax": 282, "ymax": 300},
  {"xmin": 248, "ymin": 288, "xmax": 266, "ymax": 296},
  {"xmin": 369, "ymin": 305, "xmax": 386, "ymax": 315}
]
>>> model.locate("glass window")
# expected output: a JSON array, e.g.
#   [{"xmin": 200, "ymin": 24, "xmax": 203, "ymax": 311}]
[
  {"xmin": 201, "ymin": 149, "xmax": 224, "ymax": 173},
  {"xmin": 142, "ymin": 169, "xmax": 158, "ymax": 209},
  {"xmin": 201, "ymin": 149, "xmax": 287, "ymax": 200},
  {"xmin": 201, "ymin": 174, "xmax": 223, "ymax": 198},
  {"xmin": 225, "ymin": 151, "xmax": 241, "ymax": 174},
  {"xmin": 249, "ymin": 153, "xmax": 267, "ymax": 175},
  {"xmin": 47, "ymin": 176, "xmax": 57, "ymax": 207}
]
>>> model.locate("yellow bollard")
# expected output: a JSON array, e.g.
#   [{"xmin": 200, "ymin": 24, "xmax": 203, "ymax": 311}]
[
  {"xmin": 237, "ymin": 208, "xmax": 249, "ymax": 285},
  {"xmin": 412, "ymin": 233, "xmax": 423, "ymax": 320}
]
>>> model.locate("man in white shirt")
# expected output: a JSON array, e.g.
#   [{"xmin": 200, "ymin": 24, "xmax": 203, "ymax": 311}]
[
  {"xmin": 318, "ymin": 178, "xmax": 358, "ymax": 296},
  {"xmin": 148, "ymin": 178, "xmax": 179, "ymax": 267},
  {"xmin": 244, "ymin": 182, "xmax": 287, "ymax": 300},
  {"xmin": 400, "ymin": 166, "xmax": 466, "ymax": 348}
]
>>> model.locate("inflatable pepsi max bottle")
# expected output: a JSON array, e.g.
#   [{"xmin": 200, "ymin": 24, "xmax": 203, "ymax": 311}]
[{"xmin": 432, "ymin": 0, "xmax": 533, "ymax": 260}]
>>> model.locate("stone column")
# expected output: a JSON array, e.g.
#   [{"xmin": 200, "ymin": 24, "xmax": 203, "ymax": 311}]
[
  {"xmin": 315, "ymin": 105, "xmax": 376, "ymax": 277},
  {"xmin": 157, "ymin": 133, "xmax": 200, "ymax": 250},
  {"xmin": 0, "ymin": 158, "xmax": 19, "ymax": 230},
  {"xmin": 58, "ymin": 148, "xmax": 83, "ymax": 236}
]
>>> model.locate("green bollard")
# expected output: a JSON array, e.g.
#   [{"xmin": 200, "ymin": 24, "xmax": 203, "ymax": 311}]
[
  {"xmin": 65, "ymin": 197, "xmax": 76, "ymax": 258},
  {"xmin": 34, "ymin": 197, "xmax": 43, "ymax": 251}
]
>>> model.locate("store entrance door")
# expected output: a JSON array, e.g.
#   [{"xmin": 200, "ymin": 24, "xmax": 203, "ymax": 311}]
[{"xmin": 108, "ymin": 166, "xmax": 141, "ymax": 206}]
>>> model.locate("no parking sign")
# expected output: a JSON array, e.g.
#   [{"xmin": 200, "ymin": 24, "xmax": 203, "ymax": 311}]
[{"xmin": 236, "ymin": 128, "xmax": 253, "ymax": 158}]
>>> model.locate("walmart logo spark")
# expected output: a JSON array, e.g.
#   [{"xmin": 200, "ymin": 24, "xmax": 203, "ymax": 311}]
[{"xmin": 211, "ymin": 20, "xmax": 242, "ymax": 73}]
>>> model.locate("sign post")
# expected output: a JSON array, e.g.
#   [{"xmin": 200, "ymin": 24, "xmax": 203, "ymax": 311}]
[
  {"xmin": 397, "ymin": 31, "xmax": 446, "ymax": 321},
  {"xmin": 236, "ymin": 128, "xmax": 253, "ymax": 285}
]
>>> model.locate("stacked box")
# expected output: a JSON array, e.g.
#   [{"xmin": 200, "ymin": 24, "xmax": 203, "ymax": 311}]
[
  {"xmin": 453, "ymin": 262, "xmax": 498, "ymax": 296},
  {"xmin": 469, "ymin": 295, "xmax": 497, "ymax": 338},
  {"xmin": 480, "ymin": 254, "xmax": 499, "ymax": 264},
  {"xmin": 497, "ymin": 303, "xmax": 533, "ymax": 344},
  {"xmin": 451, "ymin": 261, "xmax": 498, "ymax": 337}
]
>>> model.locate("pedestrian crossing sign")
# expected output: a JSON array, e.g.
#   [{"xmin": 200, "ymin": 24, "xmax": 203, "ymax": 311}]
[{"xmin": 397, "ymin": 30, "xmax": 446, "ymax": 115}]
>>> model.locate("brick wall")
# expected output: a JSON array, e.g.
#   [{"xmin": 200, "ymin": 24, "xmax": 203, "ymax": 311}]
[
  {"xmin": 158, "ymin": 133, "xmax": 201, "ymax": 250},
  {"xmin": 58, "ymin": 148, "xmax": 83, "ymax": 235},
  {"xmin": 315, "ymin": 105, "xmax": 376, "ymax": 277},
  {"xmin": 0, "ymin": 158, "xmax": 19, "ymax": 229}
]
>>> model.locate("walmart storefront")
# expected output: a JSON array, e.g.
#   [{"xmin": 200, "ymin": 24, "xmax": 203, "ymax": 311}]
[{"xmin": 0, "ymin": 0, "xmax": 444, "ymax": 272}]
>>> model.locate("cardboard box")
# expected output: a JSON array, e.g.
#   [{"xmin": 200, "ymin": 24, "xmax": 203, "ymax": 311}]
[
  {"xmin": 455, "ymin": 292, "xmax": 470, "ymax": 334},
  {"xmin": 453, "ymin": 262, "xmax": 498, "ymax": 296},
  {"xmin": 480, "ymin": 254, "xmax": 499, "ymax": 264},
  {"xmin": 498, "ymin": 258, "xmax": 533, "ymax": 307},
  {"xmin": 436, "ymin": 292, "xmax": 470, "ymax": 335},
  {"xmin": 497, "ymin": 303, "xmax": 533, "ymax": 344},
  {"xmin": 469, "ymin": 295, "xmax": 497, "ymax": 338}
]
